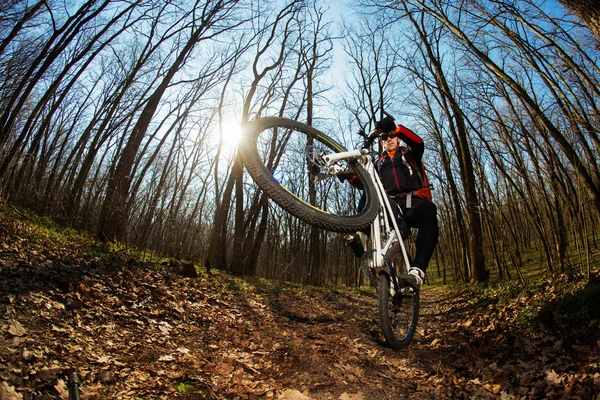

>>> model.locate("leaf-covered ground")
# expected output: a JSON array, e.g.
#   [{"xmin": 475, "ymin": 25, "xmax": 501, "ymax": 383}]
[{"xmin": 0, "ymin": 210, "xmax": 599, "ymax": 399}]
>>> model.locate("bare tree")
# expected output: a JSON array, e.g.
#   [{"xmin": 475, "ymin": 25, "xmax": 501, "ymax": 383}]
[
  {"xmin": 558, "ymin": 0, "xmax": 600, "ymax": 41},
  {"xmin": 98, "ymin": 0, "xmax": 247, "ymax": 242},
  {"xmin": 206, "ymin": 0, "xmax": 304, "ymax": 273},
  {"xmin": 0, "ymin": 0, "xmax": 46, "ymax": 57},
  {"xmin": 299, "ymin": 3, "xmax": 334, "ymax": 285},
  {"xmin": 0, "ymin": 0, "xmax": 114, "ymax": 148},
  {"xmin": 397, "ymin": 2, "xmax": 488, "ymax": 282}
]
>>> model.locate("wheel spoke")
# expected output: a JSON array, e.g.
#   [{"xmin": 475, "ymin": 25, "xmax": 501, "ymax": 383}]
[
  {"xmin": 240, "ymin": 117, "xmax": 379, "ymax": 232},
  {"xmin": 254, "ymin": 125, "xmax": 358, "ymax": 216},
  {"xmin": 377, "ymin": 243, "xmax": 420, "ymax": 349}
]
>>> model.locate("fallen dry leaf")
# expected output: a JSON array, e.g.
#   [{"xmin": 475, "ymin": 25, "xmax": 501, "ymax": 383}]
[
  {"xmin": 0, "ymin": 212, "xmax": 598, "ymax": 400},
  {"xmin": 339, "ymin": 392, "xmax": 364, "ymax": 400},
  {"xmin": 546, "ymin": 369, "xmax": 562, "ymax": 385},
  {"xmin": 36, "ymin": 367, "xmax": 63, "ymax": 380},
  {"xmin": 278, "ymin": 389, "xmax": 310, "ymax": 399},
  {"xmin": 97, "ymin": 370, "xmax": 115, "ymax": 383},
  {"xmin": 0, "ymin": 381, "xmax": 23, "ymax": 400},
  {"xmin": 8, "ymin": 320, "xmax": 26, "ymax": 337},
  {"xmin": 54, "ymin": 378, "xmax": 68, "ymax": 400}
]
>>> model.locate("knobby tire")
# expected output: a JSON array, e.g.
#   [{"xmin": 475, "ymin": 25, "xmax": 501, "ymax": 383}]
[
  {"xmin": 239, "ymin": 117, "xmax": 379, "ymax": 233},
  {"xmin": 377, "ymin": 243, "xmax": 420, "ymax": 349}
]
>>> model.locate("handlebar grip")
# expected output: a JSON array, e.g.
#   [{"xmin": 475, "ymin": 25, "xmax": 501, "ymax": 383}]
[{"xmin": 324, "ymin": 149, "xmax": 365, "ymax": 163}]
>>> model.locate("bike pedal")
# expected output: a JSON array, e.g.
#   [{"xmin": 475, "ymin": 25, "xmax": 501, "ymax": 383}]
[{"xmin": 398, "ymin": 273, "xmax": 421, "ymax": 289}]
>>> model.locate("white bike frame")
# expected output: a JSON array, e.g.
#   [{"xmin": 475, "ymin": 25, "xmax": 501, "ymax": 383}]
[{"xmin": 324, "ymin": 148, "xmax": 412, "ymax": 290}]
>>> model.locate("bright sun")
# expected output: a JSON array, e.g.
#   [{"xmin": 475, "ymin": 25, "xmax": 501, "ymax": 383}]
[{"xmin": 220, "ymin": 120, "xmax": 243, "ymax": 150}]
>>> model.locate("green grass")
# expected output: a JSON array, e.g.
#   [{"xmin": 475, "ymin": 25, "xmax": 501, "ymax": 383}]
[
  {"xmin": 176, "ymin": 382, "xmax": 207, "ymax": 398},
  {"xmin": 450, "ymin": 268, "xmax": 600, "ymax": 345},
  {"xmin": 0, "ymin": 202, "xmax": 194, "ymax": 273},
  {"xmin": 177, "ymin": 382, "xmax": 193, "ymax": 393},
  {"xmin": 0, "ymin": 203, "xmax": 95, "ymax": 249},
  {"xmin": 536, "ymin": 280, "xmax": 600, "ymax": 343},
  {"xmin": 425, "ymin": 236, "xmax": 600, "ymax": 289},
  {"xmin": 352, "ymin": 286, "xmax": 375, "ymax": 296}
]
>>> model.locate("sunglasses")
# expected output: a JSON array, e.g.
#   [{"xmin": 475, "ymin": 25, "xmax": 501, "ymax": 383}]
[{"xmin": 380, "ymin": 134, "xmax": 395, "ymax": 141}]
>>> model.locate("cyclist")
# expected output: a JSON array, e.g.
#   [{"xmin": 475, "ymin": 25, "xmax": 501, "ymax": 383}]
[{"xmin": 344, "ymin": 116, "xmax": 439, "ymax": 287}]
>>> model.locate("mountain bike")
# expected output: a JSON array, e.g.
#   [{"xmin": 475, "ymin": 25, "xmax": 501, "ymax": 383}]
[{"xmin": 239, "ymin": 117, "xmax": 419, "ymax": 349}]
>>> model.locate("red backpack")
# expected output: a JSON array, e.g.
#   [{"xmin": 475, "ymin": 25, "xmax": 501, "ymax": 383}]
[
  {"xmin": 402, "ymin": 154, "xmax": 432, "ymax": 200},
  {"xmin": 414, "ymin": 163, "xmax": 432, "ymax": 200}
]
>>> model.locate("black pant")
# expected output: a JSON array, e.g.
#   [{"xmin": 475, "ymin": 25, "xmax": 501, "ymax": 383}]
[
  {"xmin": 393, "ymin": 197, "xmax": 439, "ymax": 272},
  {"xmin": 357, "ymin": 193, "xmax": 439, "ymax": 272}
]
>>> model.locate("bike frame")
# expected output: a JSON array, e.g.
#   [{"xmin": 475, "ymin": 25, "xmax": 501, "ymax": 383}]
[
  {"xmin": 324, "ymin": 148, "xmax": 412, "ymax": 291},
  {"xmin": 242, "ymin": 116, "xmax": 419, "ymax": 348}
]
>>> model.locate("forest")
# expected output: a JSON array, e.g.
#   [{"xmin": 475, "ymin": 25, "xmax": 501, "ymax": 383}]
[{"xmin": 1, "ymin": 0, "xmax": 600, "ymax": 287}]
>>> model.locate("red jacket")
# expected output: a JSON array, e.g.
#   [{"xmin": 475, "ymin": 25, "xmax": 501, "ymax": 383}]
[
  {"xmin": 378, "ymin": 125, "xmax": 426, "ymax": 196},
  {"xmin": 345, "ymin": 125, "xmax": 431, "ymax": 200}
]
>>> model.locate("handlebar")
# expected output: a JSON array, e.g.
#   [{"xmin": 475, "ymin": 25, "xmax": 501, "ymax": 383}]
[
  {"xmin": 358, "ymin": 112, "xmax": 396, "ymax": 148},
  {"xmin": 362, "ymin": 128, "xmax": 383, "ymax": 149},
  {"xmin": 324, "ymin": 148, "xmax": 369, "ymax": 163}
]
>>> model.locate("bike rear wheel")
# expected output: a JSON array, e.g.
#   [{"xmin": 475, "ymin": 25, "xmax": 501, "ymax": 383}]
[
  {"xmin": 377, "ymin": 243, "xmax": 420, "ymax": 349},
  {"xmin": 239, "ymin": 117, "xmax": 379, "ymax": 233}
]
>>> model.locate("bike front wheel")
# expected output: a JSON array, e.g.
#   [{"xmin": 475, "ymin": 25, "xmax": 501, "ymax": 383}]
[
  {"xmin": 239, "ymin": 117, "xmax": 379, "ymax": 233},
  {"xmin": 377, "ymin": 244, "xmax": 420, "ymax": 349}
]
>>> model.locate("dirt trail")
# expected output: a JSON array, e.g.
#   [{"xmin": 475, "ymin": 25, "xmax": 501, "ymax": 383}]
[
  {"xmin": 1, "ymin": 261, "xmax": 452, "ymax": 400},
  {"xmin": 0, "ymin": 218, "xmax": 598, "ymax": 399}
]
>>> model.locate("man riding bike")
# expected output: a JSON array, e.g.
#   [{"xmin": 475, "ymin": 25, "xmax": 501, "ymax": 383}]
[{"xmin": 344, "ymin": 116, "xmax": 439, "ymax": 287}]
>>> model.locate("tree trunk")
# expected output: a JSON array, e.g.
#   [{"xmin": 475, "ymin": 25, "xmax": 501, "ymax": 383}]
[
  {"xmin": 558, "ymin": 0, "xmax": 600, "ymax": 41},
  {"xmin": 98, "ymin": 18, "xmax": 214, "ymax": 242},
  {"xmin": 404, "ymin": 5, "xmax": 487, "ymax": 282}
]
